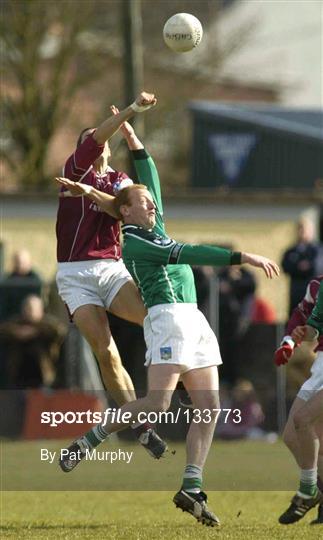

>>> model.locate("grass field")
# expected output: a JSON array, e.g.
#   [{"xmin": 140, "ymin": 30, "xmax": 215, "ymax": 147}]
[
  {"xmin": 1, "ymin": 490, "xmax": 322, "ymax": 540},
  {"xmin": 1, "ymin": 440, "xmax": 322, "ymax": 539}
]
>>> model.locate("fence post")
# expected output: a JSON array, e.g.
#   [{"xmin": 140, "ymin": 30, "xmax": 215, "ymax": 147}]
[{"xmin": 276, "ymin": 322, "xmax": 287, "ymax": 433}]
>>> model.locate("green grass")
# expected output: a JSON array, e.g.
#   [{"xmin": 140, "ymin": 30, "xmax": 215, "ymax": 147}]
[
  {"xmin": 1, "ymin": 440, "xmax": 322, "ymax": 538},
  {"xmin": 0, "ymin": 440, "xmax": 298, "ymax": 491},
  {"xmin": 1, "ymin": 491, "xmax": 322, "ymax": 539}
]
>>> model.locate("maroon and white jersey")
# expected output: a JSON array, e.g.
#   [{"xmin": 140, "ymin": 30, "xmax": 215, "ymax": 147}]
[
  {"xmin": 56, "ymin": 134, "xmax": 130, "ymax": 262},
  {"xmin": 287, "ymin": 276, "xmax": 323, "ymax": 351}
]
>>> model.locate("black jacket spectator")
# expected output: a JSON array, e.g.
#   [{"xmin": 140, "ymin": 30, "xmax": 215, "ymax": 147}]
[
  {"xmin": 282, "ymin": 218, "xmax": 323, "ymax": 315},
  {"xmin": 0, "ymin": 295, "xmax": 66, "ymax": 389},
  {"xmin": 0, "ymin": 249, "xmax": 42, "ymax": 321}
]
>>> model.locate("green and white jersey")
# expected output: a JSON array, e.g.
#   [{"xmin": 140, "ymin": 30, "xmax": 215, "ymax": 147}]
[
  {"xmin": 307, "ymin": 281, "xmax": 323, "ymax": 335},
  {"xmin": 121, "ymin": 150, "xmax": 241, "ymax": 309}
]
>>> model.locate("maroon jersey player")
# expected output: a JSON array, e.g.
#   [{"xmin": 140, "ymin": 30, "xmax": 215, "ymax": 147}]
[
  {"xmin": 56, "ymin": 133, "xmax": 130, "ymax": 263},
  {"xmin": 55, "ymin": 92, "xmax": 167, "ymax": 461},
  {"xmin": 274, "ymin": 277, "xmax": 323, "ymax": 524}
]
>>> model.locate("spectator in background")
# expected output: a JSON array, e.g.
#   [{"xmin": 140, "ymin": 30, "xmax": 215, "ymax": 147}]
[
  {"xmin": 216, "ymin": 378, "xmax": 268, "ymax": 441},
  {"xmin": 0, "ymin": 249, "xmax": 42, "ymax": 321},
  {"xmin": 0, "ymin": 295, "xmax": 66, "ymax": 389},
  {"xmin": 218, "ymin": 264, "xmax": 256, "ymax": 384},
  {"xmin": 192, "ymin": 266, "xmax": 212, "ymax": 318},
  {"xmin": 251, "ymin": 295, "xmax": 276, "ymax": 324},
  {"xmin": 282, "ymin": 218, "xmax": 323, "ymax": 316}
]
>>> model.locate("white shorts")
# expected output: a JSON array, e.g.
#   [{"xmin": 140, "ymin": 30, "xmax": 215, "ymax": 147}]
[
  {"xmin": 56, "ymin": 259, "xmax": 132, "ymax": 316},
  {"xmin": 143, "ymin": 303, "xmax": 222, "ymax": 374},
  {"xmin": 297, "ymin": 351, "xmax": 323, "ymax": 401}
]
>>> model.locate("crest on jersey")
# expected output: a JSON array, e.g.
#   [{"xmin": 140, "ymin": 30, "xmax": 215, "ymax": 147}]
[
  {"xmin": 160, "ymin": 346, "xmax": 172, "ymax": 360},
  {"xmin": 153, "ymin": 236, "xmax": 173, "ymax": 246}
]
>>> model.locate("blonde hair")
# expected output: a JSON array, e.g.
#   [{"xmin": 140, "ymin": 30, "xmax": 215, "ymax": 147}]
[{"xmin": 114, "ymin": 184, "xmax": 148, "ymax": 220}]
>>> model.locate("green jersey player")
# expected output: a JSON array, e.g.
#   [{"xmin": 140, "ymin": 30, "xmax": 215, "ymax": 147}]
[{"xmin": 56, "ymin": 103, "xmax": 279, "ymax": 527}]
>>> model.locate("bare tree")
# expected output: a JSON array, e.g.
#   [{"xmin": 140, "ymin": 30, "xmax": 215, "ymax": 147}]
[
  {"xmin": 1, "ymin": 0, "xmax": 257, "ymax": 192},
  {"xmin": 1, "ymin": 0, "xmax": 105, "ymax": 189}
]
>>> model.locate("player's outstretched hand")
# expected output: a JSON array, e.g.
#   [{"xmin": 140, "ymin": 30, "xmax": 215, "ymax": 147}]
[
  {"xmin": 291, "ymin": 324, "xmax": 318, "ymax": 344},
  {"xmin": 274, "ymin": 341, "xmax": 295, "ymax": 366},
  {"xmin": 242, "ymin": 253, "xmax": 280, "ymax": 278},
  {"xmin": 55, "ymin": 177, "xmax": 92, "ymax": 198}
]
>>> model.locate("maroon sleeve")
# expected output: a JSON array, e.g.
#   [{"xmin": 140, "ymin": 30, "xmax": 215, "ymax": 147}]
[
  {"xmin": 286, "ymin": 307, "xmax": 308, "ymax": 334},
  {"xmin": 63, "ymin": 133, "xmax": 105, "ymax": 181},
  {"xmin": 286, "ymin": 279, "xmax": 319, "ymax": 334}
]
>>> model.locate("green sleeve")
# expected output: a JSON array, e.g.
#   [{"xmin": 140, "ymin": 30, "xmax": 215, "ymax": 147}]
[
  {"xmin": 174, "ymin": 244, "xmax": 241, "ymax": 266},
  {"xmin": 307, "ymin": 281, "xmax": 323, "ymax": 334},
  {"xmin": 127, "ymin": 231, "xmax": 241, "ymax": 267},
  {"xmin": 132, "ymin": 149, "xmax": 165, "ymax": 236}
]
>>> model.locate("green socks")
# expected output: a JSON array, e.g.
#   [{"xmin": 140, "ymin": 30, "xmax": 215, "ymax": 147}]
[{"xmin": 182, "ymin": 464, "xmax": 203, "ymax": 494}]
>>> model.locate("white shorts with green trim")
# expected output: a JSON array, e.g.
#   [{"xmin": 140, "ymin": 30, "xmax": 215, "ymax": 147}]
[
  {"xmin": 143, "ymin": 303, "xmax": 222, "ymax": 374},
  {"xmin": 56, "ymin": 259, "xmax": 132, "ymax": 316},
  {"xmin": 297, "ymin": 351, "xmax": 323, "ymax": 401}
]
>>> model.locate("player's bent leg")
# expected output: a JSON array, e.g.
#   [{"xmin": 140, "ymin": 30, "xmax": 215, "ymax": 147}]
[
  {"xmin": 282, "ymin": 397, "xmax": 307, "ymax": 468},
  {"xmin": 182, "ymin": 366, "xmax": 220, "ymax": 468},
  {"xmin": 73, "ymin": 304, "xmax": 136, "ymax": 404},
  {"xmin": 310, "ymin": 421, "xmax": 323, "ymax": 525},
  {"xmin": 59, "ymin": 364, "xmax": 177, "ymax": 472},
  {"xmin": 293, "ymin": 389, "xmax": 323, "ymax": 470},
  {"xmin": 173, "ymin": 366, "xmax": 220, "ymax": 527},
  {"xmin": 279, "ymin": 390, "xmax": 323, "ymax": 524},
  {"xmin": 131, "ymin": 364, "xmax": 182, "ymax": 458},
  {"xmin": 109, "ymin": 280, "xmax": 147, "ymax": 326}
]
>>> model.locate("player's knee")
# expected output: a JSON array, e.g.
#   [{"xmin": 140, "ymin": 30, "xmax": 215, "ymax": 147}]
[
  {"xmin": 147, "ymin": 393, "xmax": 171, "ymax": 413},
  {"xmin": 205, "ymin": 393, "xmax": 220, "ymax": 411},
  {"xmin": 193, "ymin": 391, "xmax": 220, "ymax": 412},
  {"xmin": 282, "ymin": 427, "xmax": 295, "ymax": 449}
]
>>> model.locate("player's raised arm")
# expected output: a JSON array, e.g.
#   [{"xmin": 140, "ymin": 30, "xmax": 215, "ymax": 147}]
[
  {"xmin": 274, "ymin": 280, "xmax": 314, "ymax": 366},
  {"xmin": 110, "ymin": 105, "xmax": 144, "ymax": 151},
  {"xmin": 55, "ymin": 177, "xmax": 119, "ymax": 220},
  {"xmin": 94, "ymin": 92, "xmax": 157, "ymax": 145},
  {"xmin": 109, "ymin": 105, "xmax": 162, "ymax": 210}
]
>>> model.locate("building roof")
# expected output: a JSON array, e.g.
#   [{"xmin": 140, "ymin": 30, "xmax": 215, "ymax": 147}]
[{"xmin": 190, "ymin": 102, "xmax": 323, "ymax": 142}]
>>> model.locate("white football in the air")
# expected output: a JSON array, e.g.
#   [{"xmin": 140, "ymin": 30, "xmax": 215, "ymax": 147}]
[{"xmin": 163, "ymin": 13, "xmax": 203, "ymax": 53}]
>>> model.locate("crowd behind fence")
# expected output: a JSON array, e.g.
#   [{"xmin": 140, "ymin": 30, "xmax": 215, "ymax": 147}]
[{"xmin": 0, "ymin": 223, "xmax": 321, "ymax": 440}]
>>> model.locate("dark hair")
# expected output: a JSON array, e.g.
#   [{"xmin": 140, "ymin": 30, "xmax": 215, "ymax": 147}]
[
  {"xmin": 76, "ymin": 127, "xmax": 94, "ymax": 148},
  {"xmin": 114, "ymin": 184, "xmax": 148, "ymax": 221}
]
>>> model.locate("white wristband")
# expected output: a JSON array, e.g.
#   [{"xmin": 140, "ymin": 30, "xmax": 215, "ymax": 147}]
[
  {"xmin": 281, "ymin": 336, "xmax": 295, "ymax": 349},
  {"xmin": 130, "ymin": 101, "xmax": 154, "ymax": 113}
]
